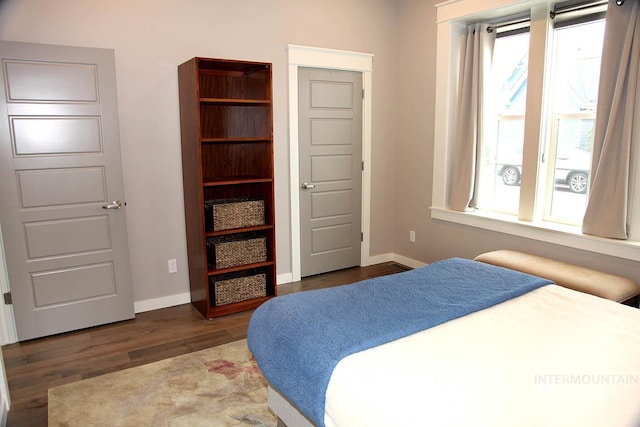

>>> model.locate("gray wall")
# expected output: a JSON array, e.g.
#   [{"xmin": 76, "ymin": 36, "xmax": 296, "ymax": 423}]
[
  {"xmin": 0, "ymin": 0, "xmax": 638, "ymax": 308},
  {"xmin": 0, "ymin": 0, "xmax": 399, "ymax": 303}
]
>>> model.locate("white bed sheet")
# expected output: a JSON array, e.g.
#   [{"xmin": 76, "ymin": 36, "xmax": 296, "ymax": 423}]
[{"xmin": 321, "ymin": 285, "xmax": 640, "ymax": 427}]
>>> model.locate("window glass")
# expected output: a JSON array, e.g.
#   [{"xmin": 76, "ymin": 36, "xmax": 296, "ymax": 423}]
[
  {"xmin": 478, "ymin": 18, "xmax": 605, "ymax": 225},
  {"xmin": 546, "ymin": 20, "xmax": 605, "ymax": 224},
  {"xmin": 478, "ymin": 32, "xmax": 529, "ymax": 215}
]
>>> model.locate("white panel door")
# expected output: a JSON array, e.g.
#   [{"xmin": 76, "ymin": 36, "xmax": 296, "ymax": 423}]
[
  {"xmin": 298, "ymin": 68, "xmax": 362, "ymax": 277},
  {"xmin": 0, "ymin": 41, "xmax": 134, "ymax": 341}
]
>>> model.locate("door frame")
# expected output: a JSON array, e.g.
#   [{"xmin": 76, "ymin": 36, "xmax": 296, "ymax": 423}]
[
  {"xmin": 287, "ymin": 44, "xmax": 373, "ymax": 282},
  {"xmin": 0, "ymin": 227, "xmax": 17, "ymax": 344}
]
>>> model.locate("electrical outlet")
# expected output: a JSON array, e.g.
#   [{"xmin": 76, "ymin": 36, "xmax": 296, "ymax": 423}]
[
  {"xmin": 409, "ymin": 230, "xmax": 416, "ymax": 242},
  {"xmin": 168, "ymin": 259, "xmax": 178, "ymax": 274}
]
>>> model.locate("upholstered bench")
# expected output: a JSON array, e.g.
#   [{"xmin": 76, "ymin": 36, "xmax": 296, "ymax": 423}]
[{"xmin": 474, "ymin": 250, "xmax": 640, "ymax": 307}]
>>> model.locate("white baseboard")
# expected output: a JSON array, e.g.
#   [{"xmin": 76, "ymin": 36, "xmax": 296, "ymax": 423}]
[
  {"xmin": 277, "ymin": 272, "xmax": 293, "ymax": 286},
  {"xmin": 366, "ymin": 252, "xmax": 394, "ymax": 265},
  {"xmin": 391, "ymin": 253, "xmax": 427, "ymax": 269},
  {"xmin": 134, "ymin": 292, "xmax": 191, "ymax": 314},
  {"xmin": 133, "ymin": 274, "xmax": 295, "ymax": 312},
  {"xmin": 367, "ymin": 252, "xmax": 426, "ymax": 269},
  {"xmin": 132, "ymin": 254, "xmax": 426, "ymax": 313},
  {"xmin": 0, "ymin": 392, "xmax": 8, "ymax": 427},
  {"xmin": 134, "ymin": 273, "xmax": 294, "ymax": 311}
]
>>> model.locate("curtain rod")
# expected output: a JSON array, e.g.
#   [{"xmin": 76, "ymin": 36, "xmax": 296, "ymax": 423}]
[
  {"xmin": 487, "ymin": 17, "xmax": 530, "ymax": 33},
  {"xmin": 488, "ymin": 0, "xmax": 624, "ymax": 33},
  {"xmin": 550, "ymin": 0, "xmax": 608, "ymax": 19}
]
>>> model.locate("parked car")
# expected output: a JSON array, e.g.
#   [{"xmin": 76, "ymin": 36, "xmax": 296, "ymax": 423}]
[{"xmin": 497, "ymin": 147, "xmax": 591, "ymax": 193}]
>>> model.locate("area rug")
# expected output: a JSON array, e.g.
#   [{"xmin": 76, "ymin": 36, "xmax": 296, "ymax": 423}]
[{"xmin": 48, "ymin": 339, "xmax": 277, "ymax": 426}]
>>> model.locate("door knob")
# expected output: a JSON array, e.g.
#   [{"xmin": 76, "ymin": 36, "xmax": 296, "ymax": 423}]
[
  {"xmin": 301, "ymin": 182, "xmax": 315, "ymax": 189},
  {"xmin": 102, "ymin": 200, "xmax": 122, "ymax": 210}
]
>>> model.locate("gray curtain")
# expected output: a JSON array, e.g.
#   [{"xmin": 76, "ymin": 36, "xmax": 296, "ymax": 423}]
[
  {"xmin": 582, "ymin": 0, "xmax": 640, "ymax": 239},
  {"xmin": 450, "ymin": 23, "xmax": 495, "ymax": 211}
]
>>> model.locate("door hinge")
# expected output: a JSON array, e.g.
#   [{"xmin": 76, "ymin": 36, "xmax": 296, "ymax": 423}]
[
  {"xmin": 361, "ymin": 232, "xmax": 364, "ymax": 242},
  {"xmin": 362, "ymin": 161, "xmax": 364, "ymax": 171},
  {"xmin": 3, "ymin": 292, "xmax": 12, "ymax": 305},
  {"xmin": 362, "ymin": 89, "xmax": 365, "ymax": 99}
]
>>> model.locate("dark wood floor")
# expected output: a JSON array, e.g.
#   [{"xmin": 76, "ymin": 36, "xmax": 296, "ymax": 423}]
[{"xmin": 2, "ymin": 262, "xmax": 410, "ymax": 427}]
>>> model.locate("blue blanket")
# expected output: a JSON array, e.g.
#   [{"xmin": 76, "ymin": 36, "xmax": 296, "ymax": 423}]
[{"xmin": 247, "ymin": 258, "xmax": 552, "ymax": 426}]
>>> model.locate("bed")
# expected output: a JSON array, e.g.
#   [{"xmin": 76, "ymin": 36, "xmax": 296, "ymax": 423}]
[{"xmin": 247, "ymin": 256, "xmax": 640, "ymax": 427}]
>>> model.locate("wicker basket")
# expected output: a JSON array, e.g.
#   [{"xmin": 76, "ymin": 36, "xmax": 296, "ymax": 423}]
[
  {"xmin": 206, "ymin": 234, "xmax": 267, "ymax": 269},
  {"xmin": 205, "ymin": 199, "xmax": 265, "ymax": 231},
  {"xmin": 211, "ymin": 271, "xmax": 267, "ymax": 306}
]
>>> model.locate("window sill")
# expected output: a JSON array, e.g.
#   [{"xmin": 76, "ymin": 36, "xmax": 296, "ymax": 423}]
[{"xmin": 430, "ymin": 207, "xmax": 640, "ymax": 262}]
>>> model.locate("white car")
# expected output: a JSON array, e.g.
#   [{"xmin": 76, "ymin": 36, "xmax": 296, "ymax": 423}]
[{"xmin": 498, "ymin": 147, "xmax": 591, "ymax": 194}]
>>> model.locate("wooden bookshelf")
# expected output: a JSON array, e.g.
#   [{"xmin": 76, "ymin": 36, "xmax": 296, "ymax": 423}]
[{"xmin": 178, "ymin": 57, "xmax": 276, "ymax": 319}]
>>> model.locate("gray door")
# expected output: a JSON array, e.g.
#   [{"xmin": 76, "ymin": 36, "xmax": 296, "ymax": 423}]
[
  {"xmin": 0, "ymin": 41, "xmax": 134, "ymax": 341},
  {"xmin": 298, "ymin": 68, "xmax": 362, "ymax": 277}
]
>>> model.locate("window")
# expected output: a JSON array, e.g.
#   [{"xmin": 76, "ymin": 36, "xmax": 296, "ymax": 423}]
[
  {"xmin": 477, "ymin": 11, "xmax": 605, "ymax": 226},
  {"xmin": 432, "ymin": 0, "xmax": 640, "ymax": 262},
  {"xmin": 478, "ymin": 31, "xmax": 530, "ymax": 216},
  {"xmin": 545, "ymin": 19, "xmax": 604, "ymax": 224}
]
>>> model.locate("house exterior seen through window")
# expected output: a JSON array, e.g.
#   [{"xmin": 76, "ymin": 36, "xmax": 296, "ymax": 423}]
[
  {"xmin": 478, "ymin": 31, "xmax": 529, "ymax": 216},
  {"xmin": 477, "ymin": 17, "xmax": 605, "ymax": 226}
]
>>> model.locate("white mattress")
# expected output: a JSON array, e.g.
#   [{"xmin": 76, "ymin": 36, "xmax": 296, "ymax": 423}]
[{"xmin": 317, "ymin": 285, "xmax": 640, "ymax": 427}]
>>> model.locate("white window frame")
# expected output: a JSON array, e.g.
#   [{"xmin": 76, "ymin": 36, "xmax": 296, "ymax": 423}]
[
  {"xmin": 432, "ymin": 0, "xmax": 640, "ymax": 262},
  {"xmin": 542, "ymin": 112, "xmax": 596, "ymax": 225}
]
